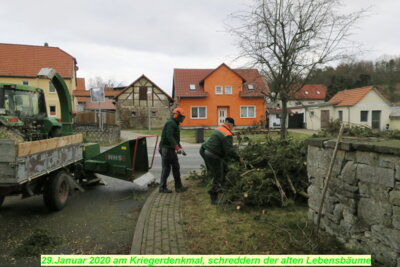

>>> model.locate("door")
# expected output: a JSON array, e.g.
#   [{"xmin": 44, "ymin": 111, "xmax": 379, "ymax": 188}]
[
  {"xmin": 218, "ymin": 108, "xmax": 227, "ymax": 125},
  {"xmin": 321, "ymin": 110, "xmax": 330, "ymax": 129},
  {"xmin": 372, "ymin": 110, "xmax": 381, "ymax": 129},
  {"xmin": 288, "ymin": 113, "xmax": 304, "ymax": 128}
]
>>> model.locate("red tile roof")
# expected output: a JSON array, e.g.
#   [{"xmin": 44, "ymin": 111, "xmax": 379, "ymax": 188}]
[
  {"xmin": 76, "ymin": 78, "xmax": 86, "ymax": 90},
  {"xmin": 0, "ymin": 43, "xmax": 77, "ymax": 78},
  {"xmin": 75, "ymin": 97, "xmax": 89, "ymax": 103},
  {"xmin": 328, "ymin": 86, "xmax": 375, "ymax": 106},
  {"xmin": 291, "ymin": 84, "xmax": 327, "ymax": 100},
  {"xmin": 173, "ymin": 65, "xmax": 269, "ymax": 98},
  {"xmin": 85, "ymin": 98, "xmax": 116, "ymax": 110}
]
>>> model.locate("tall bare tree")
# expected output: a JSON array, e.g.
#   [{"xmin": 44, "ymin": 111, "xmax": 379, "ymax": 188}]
[
  {"xmin": 230, "ymin": 0, "xmax": 365, "ymax": 138},
  {"xmin": 88, "ymin": 76, "xmax": 124, "ymax": 90}
]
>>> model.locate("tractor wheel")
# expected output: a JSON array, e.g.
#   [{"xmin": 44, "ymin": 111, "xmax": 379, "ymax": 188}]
[
  {"xmin": 43, "ymin": 171, "xmax": 70, "ymax": 211},
  {"xmin": 0, "ymin": 196, "xmax": 4, "ymax": 208}
]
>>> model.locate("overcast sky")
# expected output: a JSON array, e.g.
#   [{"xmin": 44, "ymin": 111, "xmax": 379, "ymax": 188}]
[{"xmin": 1, "ymin": 0, "xmax": 400, "ymax": 95}]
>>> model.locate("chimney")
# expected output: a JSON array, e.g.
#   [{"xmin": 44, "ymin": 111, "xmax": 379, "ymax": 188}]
[{"xmin": 44, "ymin": 42, "xmax": 49, "ymax": 47}]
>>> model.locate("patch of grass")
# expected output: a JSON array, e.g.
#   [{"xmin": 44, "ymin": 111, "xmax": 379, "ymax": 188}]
[
  {"xmin": 14, "ymin": 229, "xmax": 62, "ymax": 258},
  {"xmin": 181, "ymin": 180, "xmax": 349, "ymax": 255}
]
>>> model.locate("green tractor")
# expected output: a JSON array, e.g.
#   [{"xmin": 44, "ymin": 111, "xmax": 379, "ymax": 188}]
[{"xmin": 0, "ymin": 83, "xmax": 62, "ymax": 142}]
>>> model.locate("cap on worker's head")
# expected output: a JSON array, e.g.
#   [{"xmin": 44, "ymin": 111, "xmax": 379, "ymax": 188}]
[
  {"xmin": 225, "ymin": 117, "xmax": 235, "ymax": 126},
  {"xmin": 172, "ymin": 107, "xmax": 185, "ymax": 118}
]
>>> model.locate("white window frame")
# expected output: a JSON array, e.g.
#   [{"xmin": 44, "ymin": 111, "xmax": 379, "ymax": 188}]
[
  {"xmin": 248, "ymin": 84, "xmax": 254, "ymax": 90},
  {"xmin": 189, "ymin": 84, "xmax": 196, "ymax": 90},
  {"xmin": 240, "ymin": 105, "xmax": 256, "ymax": 118},
  {"xmin": 191, "ymin": 106, "xmax": 207, "ymax": 119},
  {"xmin": 224, "ymin": 85, "xmax": 232, "ymax": 95},
  {"xmin": 49, "ymin": 81, "xmax": 56, "ymax": 94},
  {"xmin": 49, "ymin": 105, "xmax": 57, "ymax": 117},
  {"xmin": 215, "ymin": 85, "xmax": 223, "ymax": 95}
]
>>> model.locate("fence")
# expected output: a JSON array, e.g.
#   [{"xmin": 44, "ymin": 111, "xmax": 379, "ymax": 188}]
[{"xmin": 75, "ymin": 111, "xmax": 117, "ymax": 125}]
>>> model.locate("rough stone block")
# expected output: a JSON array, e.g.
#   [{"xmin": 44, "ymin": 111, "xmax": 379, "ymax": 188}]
[
  {"xmin": 376, "ymin": 167, "xmax": 395, "ymax": 188},
  {"xmin": 356, "ymin": 151, "xmax": 378, "ymax": 165},
  {"xmin": 307, "ymin": 185, "xmax": 322, "ymax": 212},
  {"xmin": 379, "ymin": 154, "xmax": 398, "ymax": 169},
  {"xmin": 396, "ymin": 164, "xmax": 400, "ymax": 181},
  {"xmin": 358, "ymin": 182, "xmax": 389, "ymax": 202},
  {"xmin": 357, "ymin": 164, "xmax": 395, "ymax": 188},
  {"xmin": 358, "ymin": 198, "xmax": 392, "ymax": 226},
  {"xmin": 343, "ymin": 208, "xmax": 358, "ymax": 224},
  {"xmin": 390, "ymin": 191, "xmax": 400, "ymax": 206},
  {"xmin": 371, "ymin": 225, "xmax": 400, "ymax": 252},
  {"xmin": 341, "ymin": 161, "xmax": 357, "ymax": 185},
  {"xmin": 345, "ymin": 152, "xmax": 356, "ymax": 162},
  {"xmin": 393, "ymin": 206, "xmax": 400, "ymax": 230}
]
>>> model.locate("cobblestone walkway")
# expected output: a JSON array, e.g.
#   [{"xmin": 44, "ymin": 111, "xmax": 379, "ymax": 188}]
[{"xmin": 131, "ymin": 188, "xmax": 187, "ymax": 254}]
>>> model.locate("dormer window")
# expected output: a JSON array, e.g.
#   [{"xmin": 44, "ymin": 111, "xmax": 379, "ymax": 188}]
[
  {"xmin": 316, "ymin": 90, "xmax": 320, "ymax": 95},
  {"xmin": 304, "ymin": 91, "xmax": 309, "ymax": 95},
  {"xmin": 248, "ymin": 84, "xmax": 254, "ymax": 90},
  {"xmin": 189, "ymin": 84, "xmax": 196, "ymax": 90}
]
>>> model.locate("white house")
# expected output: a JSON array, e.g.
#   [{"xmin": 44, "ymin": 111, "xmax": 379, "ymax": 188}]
[
  {"xmin": 305, "ymin": 86, "xmax": 393, "ymax": 131},
  {"xmin": 267, "ymin": 84, "xmax": 327, "ymax": 128}
]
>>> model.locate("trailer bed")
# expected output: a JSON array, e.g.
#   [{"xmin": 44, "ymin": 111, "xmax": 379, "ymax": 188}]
[{"xmin": 0, "ymin": 134, "xmax": 83, "ymax": 185}]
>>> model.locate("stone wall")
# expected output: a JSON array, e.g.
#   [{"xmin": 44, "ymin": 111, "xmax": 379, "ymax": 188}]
[
  {"xmin": 73, "ymin": 125, "xmax": 120, "ymax": 146},
  {"xmin": 117, "ymin": 105, "xmax": 171, "ymax": 129},
  {"xmin": 307, "ymin": 138, "xmax": 400, "ymax": 267}
]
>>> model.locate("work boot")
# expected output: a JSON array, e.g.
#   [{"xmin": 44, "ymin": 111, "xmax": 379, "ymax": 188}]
[
  {"xmin": 210, "ymin": 193, "xmax": 219, "ymax": 205},
  {"xmin": 175, "ymin": 186, "xmax": 188, "ymax": 193},
  {"xmin": 159, "ymin": 188, "xmax": 172, "ymax": 193}
]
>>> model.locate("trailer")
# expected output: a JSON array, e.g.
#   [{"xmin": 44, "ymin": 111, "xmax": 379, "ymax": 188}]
[{"xmin": 0, "ymin": 134, "xmax": 156, "ymax": 211}]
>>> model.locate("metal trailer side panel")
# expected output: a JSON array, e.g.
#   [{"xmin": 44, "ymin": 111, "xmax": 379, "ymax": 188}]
[{"xmin": 0, "ymin": 143, "xmax": 82, "ymax": 185}]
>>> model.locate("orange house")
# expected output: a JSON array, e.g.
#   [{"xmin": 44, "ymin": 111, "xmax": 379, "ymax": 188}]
[{"xmin": 172, "ymin": 63, "xmax": 268, "ymax": 127}]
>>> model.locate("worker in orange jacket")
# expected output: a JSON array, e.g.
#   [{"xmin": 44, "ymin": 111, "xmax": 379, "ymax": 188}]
[{"xmin": 200, "ymin": 117, "xmax": 241, "ymax": 204}]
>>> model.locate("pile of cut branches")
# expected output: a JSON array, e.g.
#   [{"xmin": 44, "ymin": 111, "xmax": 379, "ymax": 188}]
[{"xmin": 190, "ymin": 136, "xmax": 309, "ymax": 207}]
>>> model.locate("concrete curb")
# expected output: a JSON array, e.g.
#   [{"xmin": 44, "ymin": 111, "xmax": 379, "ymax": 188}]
[{"xmin": 130, "ymin": 187, "xmax": 158, "ymax": 254}]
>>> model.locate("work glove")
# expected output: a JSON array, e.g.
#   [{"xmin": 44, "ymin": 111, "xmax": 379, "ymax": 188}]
[{"xmin": 175, "ymin": 145, "xmax": 187, "ymax": 156}]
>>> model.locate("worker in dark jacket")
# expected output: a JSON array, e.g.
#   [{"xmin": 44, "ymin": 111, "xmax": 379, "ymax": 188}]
[
  {"xmin": 159, "ymin": 107, "xmax": 187, "ymax": 193},
  {"xmin": 200, "ymin": 117, "xmax": 241, "ymax": 204}
]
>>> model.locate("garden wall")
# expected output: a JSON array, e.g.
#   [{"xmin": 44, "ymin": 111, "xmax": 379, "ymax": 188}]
[
  {"xmin": 73, "ymin": 125, "xmax": 120, "ymax": 146},
  {"xmin": 307, "ymin": 138, "xmax": 400, "ymax": 267}
]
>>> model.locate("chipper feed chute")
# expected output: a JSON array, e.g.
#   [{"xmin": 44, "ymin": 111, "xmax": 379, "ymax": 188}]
[{"xmin": 82, "ymin": 137, "xmax": 152, "ymax": 181}]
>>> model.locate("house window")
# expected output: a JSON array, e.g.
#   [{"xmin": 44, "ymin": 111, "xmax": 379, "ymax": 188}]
[
  {"xmin": 189, "ymin": 84, "xmax": 196, "ymax": 90},
  {"xmin": 308, "ymin": 102, "xmax": 315, "ymax": 105},
  {"xmin": 316, "ymin": 90, "xmax": 321, "ymax": 95},
  {"xmin": 49, "ymin": 105, "xmax": 56, "ymax": 117},
  {"xmin": 191, "ymin": 106, "xmax": 207, "ymax": 119},
  {"xmin": 276, "ymin": 113, "xmax": 281, "ymax": 119},
  {"xmin": 304, "ymin": 91, "xmax": 309, "ymax": 95},
  {"xmin": 360, "ymin": 111, "xmax": 368, "ymax": 122},
  {"xmin": 240, "ymin": 106, "xmax": 256, "ymax": 118},
  {"xmin": 131, "ymin": 111, "xmax": 136, "ymax": 117},
  {"xmin": 139, "ymin": 86, "xmax": 148, "ymax": 100},
  {"xmin": 49, "ymin": 81, "xmax": 56, "ymax": 93},
  {"xmin": 22, "ymin": 81, "xmax": 29, "ymax": 85},
  {"xmin": 215, "ymin": 86, "xmax": 223, "ymax": 95},
  {"xmin": 248, "ymin": 84, "xmax": 254, "ymax": 90},
  {"xmin": 338, "ymin": 110, "xmax": 343, "ymax": 121},
  {"xmin": 295, "ymin": 101, "xmax": 302, "ymax": 106},
  {"xmin": 151, "ymin": 111, "xmax": 157, "ymax": 117},
  {"xmin": 225, "ymin": 86, "xmax": 232, "ymax": 94}
]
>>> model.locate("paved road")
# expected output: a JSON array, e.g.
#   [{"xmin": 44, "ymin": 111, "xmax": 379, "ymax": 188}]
[{"xmin": 120, "ymin": 130, "xmax": 204, "ymax": 184}]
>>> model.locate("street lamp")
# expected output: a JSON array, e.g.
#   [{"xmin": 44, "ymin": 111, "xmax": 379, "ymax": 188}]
[{"xmin": 147, "ymin": 88, "xmax": 152, "ymax": 131}]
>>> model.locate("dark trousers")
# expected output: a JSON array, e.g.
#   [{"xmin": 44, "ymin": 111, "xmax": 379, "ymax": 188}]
[
  {"xmin": 159, "ymin": 147, "xmax": 183, "ymax": 189},
  {"xmin": 200, "ymin": 147, "xmax": 228, "ymax": 194}
]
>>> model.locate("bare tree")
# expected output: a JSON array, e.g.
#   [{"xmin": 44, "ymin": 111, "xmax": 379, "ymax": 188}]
[
  {"xmin": 230, "ymin": 0, "xmax": 365, "ymax": 138},
  {"xmin": 88, "ymin": 76, "xmax": 124, "ymax": 90}
]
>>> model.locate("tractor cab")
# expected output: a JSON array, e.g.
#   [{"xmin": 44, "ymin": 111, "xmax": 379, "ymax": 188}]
[{"xmin": 0, "ymin": 83, "xmax": 61, "ymax": 140}]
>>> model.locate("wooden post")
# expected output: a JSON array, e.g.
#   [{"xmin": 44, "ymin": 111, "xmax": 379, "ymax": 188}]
[{"xmin": 315, "ymin": 123, "xmax": 344, "ymax": 239}]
